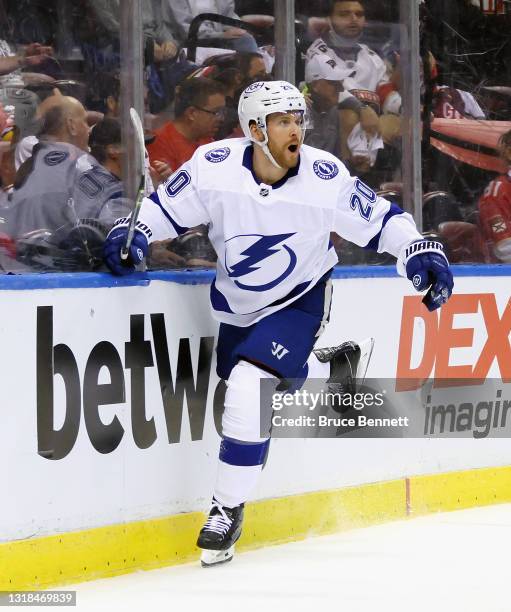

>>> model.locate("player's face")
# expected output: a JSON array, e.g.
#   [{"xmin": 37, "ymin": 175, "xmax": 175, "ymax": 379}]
[
  {"xmin": 330, "ymin": 1, "xmax": 365, "ymax": 39},
  {"xmin": 266, "ymin": 111, "xmax": 304, "ymax": 169}
]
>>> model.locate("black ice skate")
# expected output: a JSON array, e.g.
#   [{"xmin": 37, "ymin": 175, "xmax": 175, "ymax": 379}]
[
  {"xmin": 197, "ymin": 498, "xmax": 244, "ymax": 567},
  {"xmin": 313, "ymin": 338, "xmax": 374, "ymax": 412}
]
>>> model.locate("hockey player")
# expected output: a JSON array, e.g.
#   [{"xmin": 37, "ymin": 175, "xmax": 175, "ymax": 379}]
[{"xmin": 103, "ymin": 81, "xmax": 453, "ymax": 566}]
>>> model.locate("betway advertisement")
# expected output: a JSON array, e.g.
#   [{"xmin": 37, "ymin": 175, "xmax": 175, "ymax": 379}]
[{"xmin": 0, "ymin": 274, "xmax": 510, "ymax": 542}]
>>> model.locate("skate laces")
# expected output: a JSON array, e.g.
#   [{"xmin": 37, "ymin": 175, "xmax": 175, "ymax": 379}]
[{"xmin": 204, "ymin": 500, "xmax": 232, "ymax": 536}]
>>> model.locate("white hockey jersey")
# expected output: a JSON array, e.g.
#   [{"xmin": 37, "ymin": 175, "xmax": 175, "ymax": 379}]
[
  {"xmin": 306, "ymin": 37, "xmax": 389, "ymax": 94},
  {"xmin": 138, "ymin": 138, "xmax": 421, "ymax": 326}
]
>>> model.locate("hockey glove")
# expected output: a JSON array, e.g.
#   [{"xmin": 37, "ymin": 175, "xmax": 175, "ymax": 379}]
[
  {"xmin": 404, "ymin": 240, "xmax": 454, "ymax": 311},
  {"xmin": 103, "ymin": 217, "xmax": 150, "ymax": 276}
]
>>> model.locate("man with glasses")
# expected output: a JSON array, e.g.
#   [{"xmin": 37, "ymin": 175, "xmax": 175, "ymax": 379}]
[{"xmin": 147, "ymin": 76, "xmax": 226, "ymax": 181}]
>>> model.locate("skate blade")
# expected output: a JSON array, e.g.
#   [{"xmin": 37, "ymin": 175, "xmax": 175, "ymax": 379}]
[
  {"xmin": 356, "ymin": 337, "xmax": 375, "ymax": 383},
  {"xmin": 200, "ymin": 546, "xmax": 234, "ymax": 567}
]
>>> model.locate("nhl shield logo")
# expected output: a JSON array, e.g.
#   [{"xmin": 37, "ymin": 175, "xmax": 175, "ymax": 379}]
[{"xmin": 313, "ymin": 160, "xmax": 339, "ymax": 180}]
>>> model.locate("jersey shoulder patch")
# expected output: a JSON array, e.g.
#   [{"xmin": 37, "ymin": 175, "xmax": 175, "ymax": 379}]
[
  {"xmin": 204, "ymin": 146, "xmax": 231, "ymax": 163},
  {"xmin": 313, "ymin": 159, "xmax": 339, "ymax": 180},
  {"xmin": 44, "ymin": 150, "xmax": 69, "ymax": 166}
]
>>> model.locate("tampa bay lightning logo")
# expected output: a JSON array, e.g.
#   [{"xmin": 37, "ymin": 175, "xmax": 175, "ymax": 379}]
[
  {"xmin": 45, "ymin": 151, "xmax": 69, "ymax": 166},
  {"xmin": 205, "ymin": 147, "xmax": 231, "ymax": 163},
  {"xmin": 313, "ymin": 160, "xmax": 339, "ymax": 180},
  {"xmin": 225, "ymin": 233, "xmax": 297, "ymax": 292}
]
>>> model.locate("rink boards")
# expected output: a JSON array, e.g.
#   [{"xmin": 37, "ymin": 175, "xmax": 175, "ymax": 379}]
[{"xmin": 1, "ymin": 266, "xmax": 511, "ymax": 588}]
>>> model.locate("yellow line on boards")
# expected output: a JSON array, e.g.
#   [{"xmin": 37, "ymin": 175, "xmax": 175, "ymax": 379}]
[{"xmin": 1, "ymin": 465, "xmax": 510, "ymax": 590}]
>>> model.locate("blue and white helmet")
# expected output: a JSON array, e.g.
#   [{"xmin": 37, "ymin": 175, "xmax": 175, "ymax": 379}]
[{"xmin": 238, "ymin": 80, "xmax": 307, "ymax": 168}]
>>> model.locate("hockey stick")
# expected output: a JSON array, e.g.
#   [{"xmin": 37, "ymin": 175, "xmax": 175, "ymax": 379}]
[{"xmin": 120, "ymin": 107, "xmax": 146, "ymax": 260}]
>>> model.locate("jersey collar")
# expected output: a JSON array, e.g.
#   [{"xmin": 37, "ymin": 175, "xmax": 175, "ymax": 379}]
[{"xmin": 242, "ymin": 144, "xmax": 300, "ymax": 189}]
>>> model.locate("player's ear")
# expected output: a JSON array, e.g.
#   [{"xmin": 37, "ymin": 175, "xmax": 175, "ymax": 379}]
[{"xmin": 249, "ymin": 121, "xmax": 264, "ymax": 142}]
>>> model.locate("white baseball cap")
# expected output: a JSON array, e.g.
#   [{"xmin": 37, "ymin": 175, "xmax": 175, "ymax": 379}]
[{"xmin": 305, "ymin": 54, "xmax": 352, "ymax": 84}]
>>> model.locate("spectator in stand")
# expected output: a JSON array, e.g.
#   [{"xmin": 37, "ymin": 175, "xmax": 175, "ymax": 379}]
[
  {"xmin": 147, "ymin": 78, "xmax": 224, "ymax": 270},
  {"xmin": 147, "ymin": 77, "xmax": 225, "ymax": 177},
  {"xmin": 88, "ymin": 118, "xmax": 123, "ymax": 188},
  {"xmin": 424, "ymin": 53, "xmax": 485, "ymax": 120},
  {"xmin": 305, "ymin": 1, "xmax": 401, "ymax": 122},
  {"xmin": 194, "ymin": 51, "xmax": 270, "ymax": 94},
  {"xmin": 304, "ymin": 52, "xmax": 382, "ymax": 161},
  {"xmin": 89, "ymin": 118, "xmax": 163, "ymax": 256},
  {"xmin": 171, "ymin": 0, "xmax": 259, "ymax": 55},
  {"xmin": 306, "ymin": 1, "xmax": 398, "ymax": 100},
  {"xmin": 7, "ymin": 96, "xmax": 89, "ymax": 238},
  {"xmin": 432, "ymin": 85, "xmax": 486, "ymax": 120},
  {"xmin": 196, "ymin": 63, "xmax": 244, "ymax": 139},
  {"xmin": 191, "ymin": 52, "xmax": 270, "ymax": 139},
  {"xmin": 77, "ymin": 0, "xmax": 197, "ymax": 112},
  {"xmin": 5, "ymin": 99, "xmax": 132, "ymax": 271},
  {"xmin": 14, "ymin": 88, "xmax": 104, "ymax": 171},
  {"xmin": 14, "ymin": 89, "xmax": 64, "ymax": 170},
  {"xmin": 305, "ymin": 1, "xmax": 401, "ymax": 164},
  {"xmin": 83, "ymin": 0, "xmax": 182, "ymax": 65},
  {"xmin": 238, "ymin": 52, "xmax": 269, "ymax": 81},
  {"xmin": 303, "ymin": 59, "xmax": 343, "ymax": 158},
  {"xmin": 478, "ymin": 130, "xmax": 511, "ymax": 263},
  {"xmin": 94, "ymin": 72, "xmax": 122, "ymax": 119},
  {"xmin": 92, "ymin": 72, "xmax": 158, "ymax": 193},
  {"xmin": 85, "ymin": 0, "xmax": 258, "ymax": 61}
]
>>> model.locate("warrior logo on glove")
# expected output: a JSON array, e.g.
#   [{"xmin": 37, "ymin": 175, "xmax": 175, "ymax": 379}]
[{"xmin": 403, "ymin": 240, "xmax": 454, "ymax": 311}]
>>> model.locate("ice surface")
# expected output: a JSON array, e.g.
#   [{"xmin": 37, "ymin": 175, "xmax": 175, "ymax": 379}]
[{"xmin": 66, "ymin": 503, "xmax": 511, "ymax": 612}]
